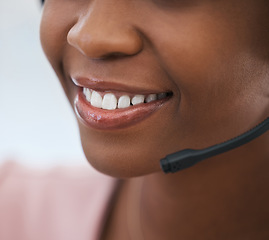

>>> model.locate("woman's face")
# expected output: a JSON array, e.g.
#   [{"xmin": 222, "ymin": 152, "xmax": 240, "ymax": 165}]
[{"xmin": 40, "ymin": 0, "xmax": 269, "ymax": 177}]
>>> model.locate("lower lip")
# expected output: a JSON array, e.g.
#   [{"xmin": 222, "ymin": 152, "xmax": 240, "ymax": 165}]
[{"xmin": 74, "ymin": 91, "xmax": 171, "ymax": 130}]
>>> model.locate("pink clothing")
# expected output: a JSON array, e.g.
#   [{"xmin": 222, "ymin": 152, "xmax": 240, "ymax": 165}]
[{"xmin": 0, "ymin": 161, "xmax": 118, "ymax": 240}]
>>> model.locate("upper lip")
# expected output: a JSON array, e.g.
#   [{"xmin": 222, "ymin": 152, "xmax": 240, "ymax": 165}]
[{"xmin": 71, "ymin": 76, "xmax": 171, "ymax": 94}]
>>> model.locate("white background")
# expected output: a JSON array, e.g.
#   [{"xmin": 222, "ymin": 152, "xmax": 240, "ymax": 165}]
[{"xmin": 0, "ymin": 0, "xmax": 87, "ymax": 167}]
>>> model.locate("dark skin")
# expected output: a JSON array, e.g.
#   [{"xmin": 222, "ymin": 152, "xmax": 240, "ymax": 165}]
[{"xmin": 40, "ymin": 0, "xmax": 269, "ymax": 239}]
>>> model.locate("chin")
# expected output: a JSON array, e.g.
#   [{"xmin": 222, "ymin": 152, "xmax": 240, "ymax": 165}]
[
  {"xmin": 82, "ymin": 143, "xmax": 161, "ymax": 178},
  {"xmin": 79, "ymin": 129, "xmax": 163, "ymax": 178}
]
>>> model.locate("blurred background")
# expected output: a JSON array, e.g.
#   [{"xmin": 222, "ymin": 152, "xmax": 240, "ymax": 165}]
[{"xmin": 0, "ymin": 0, "xmax": 86, "ymax": 167}]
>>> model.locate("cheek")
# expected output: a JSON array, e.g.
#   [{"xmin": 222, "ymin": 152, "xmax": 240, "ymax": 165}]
[
  {"xmin": 40, "ymin": 3, "xmax": 81, "ymax": 98},
  {"xmin": 147, "ymin": 18, "xmax": 233, "ymax": 130},
  {"xmin": 40, "ymin": 12, "xmax": 61, "ymax": 68},
  {"xmin": 141, "ymin": 6, "xmax": 269, "ymax": 149},
  {"xmin": 40, "ymin": 4, "xmax": 77, "ymax": 70},
  {"xmin": 159, "ymin": 11, "xmax": 261, "ymax": 101}
]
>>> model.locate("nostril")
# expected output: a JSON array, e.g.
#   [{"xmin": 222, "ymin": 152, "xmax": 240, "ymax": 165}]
[{"xmin": 98, "ymin": 52, "xmax": 133, "ymax": 61}]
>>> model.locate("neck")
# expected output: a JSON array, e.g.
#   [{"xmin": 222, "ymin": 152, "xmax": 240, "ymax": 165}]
[{"xmin": 133, "ymin": 132, "xmax": 269, "ymax": 240}]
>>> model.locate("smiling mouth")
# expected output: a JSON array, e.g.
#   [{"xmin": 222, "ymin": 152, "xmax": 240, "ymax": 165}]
[
  {"xmin": 82, "ymin": 87, "xmax": 172, "ymax": 110},
  {"xmin": 74, "ymin": 87, "xmax": 173, "ymax": 130},
  {"xmin": 71, "ymin": 76, "xmax": 173, "ymax": 130}
]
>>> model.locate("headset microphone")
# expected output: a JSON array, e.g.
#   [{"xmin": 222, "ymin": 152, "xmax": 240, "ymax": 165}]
[{"xmin": 160, "ymin": 117, "xmax": 269, "ymax": 173}]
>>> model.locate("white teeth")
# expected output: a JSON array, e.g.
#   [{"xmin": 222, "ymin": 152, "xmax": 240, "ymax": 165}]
[
  {"xmin": 118, "ymin": 95, "xmax": 131, "ymax": 109},
  {"xmin": 102, "ymin": 93, "xmax": 117, "ymax": 110},
  {"xmin": 91, "ymin": 90, "xmax": 103, "ymax": 108},
  {"xmin": 145, "ymin": 94, "xmax": 157, "ymax": 103},
  {"xmin": 83, "ymin": 88, "xmax": 87, "ymax": 96},
  {"xmin": 83, "ymin": 88, "xmax": 92, "ymax": 102},
  {"xmin": 83, "ymin": 88, "xmax": 169, "ymax": 109},
  {"xmin": 131, "ymin": 95, "xmax": 145, "ymax": 105}
]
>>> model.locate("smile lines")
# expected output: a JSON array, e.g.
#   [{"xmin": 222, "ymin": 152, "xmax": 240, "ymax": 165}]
[{"xmin": 83, "ymin": 88, "xmax": 171, "ymax": 110}]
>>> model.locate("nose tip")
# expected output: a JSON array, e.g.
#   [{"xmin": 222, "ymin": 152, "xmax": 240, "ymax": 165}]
[{"xmin": 67, "ymin": 14, "xmax": 143, "ymax": 60}]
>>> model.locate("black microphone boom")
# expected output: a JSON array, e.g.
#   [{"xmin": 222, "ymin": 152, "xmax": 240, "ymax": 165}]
[{"xmin": 160, "ymin": 117, "xmax": 269, "ymax": 173}]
